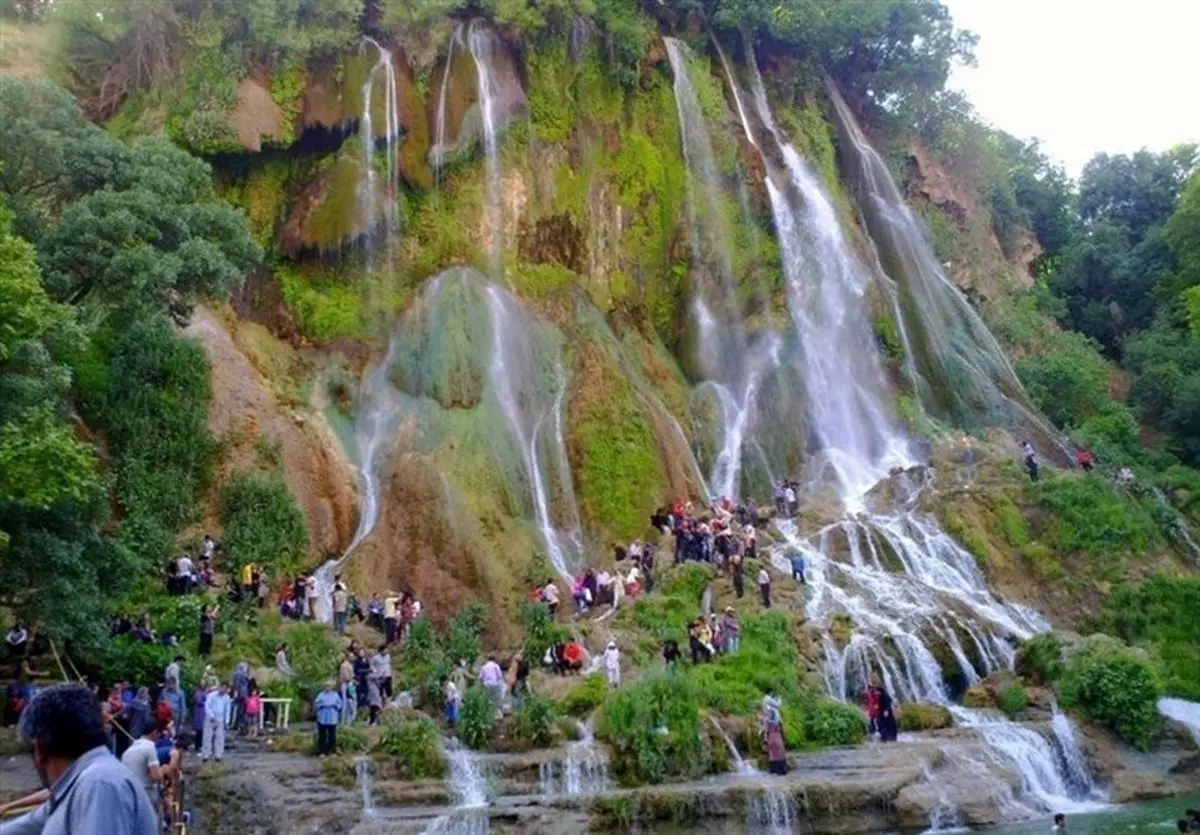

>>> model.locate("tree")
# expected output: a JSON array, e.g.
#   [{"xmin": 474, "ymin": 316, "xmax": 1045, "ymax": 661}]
[
  {"xmin": 1079, "ymin": 146, "xmax": 1198, "ymax": 241},
  {"xmin": 220, "ymin": 472, "xmax": 309, "ymax": 573}
]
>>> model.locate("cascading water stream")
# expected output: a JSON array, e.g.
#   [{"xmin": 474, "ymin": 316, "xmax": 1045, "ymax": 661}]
[
  {"xmin": 1158, "ymin": 697, "xmax": 1200, "ymax": 744},
  {"xmin": 466, "ymin": 21, "xmax": 504, "ymax": 279},
  {"xmin": 723, "ymin": 42, "xmax": 912, "ymax": 505},
  {"xmin": 355, "ymin": 756, "xmax": 377, "ymax": 821},
  {"xmin": 425, "ymin": 739, "xmax": 490, "ymax": 834},
  {"xmin": 664, "ymin": 37, "xmax": 781, "ymax": 501},
  {"xmin": 433, "ymin": 24, "xmax": 463, "ymax": 183},
  {"xmin": 539, "ymin": 717, "xmax": 610, "ymax": 797},
  {"xmin": 824, "ymin": 81, "xmax": 1067, "ymax": 461},
  {"xmin": 359, "ymin": 37, "xmax": 402, "ymax": 270},
  {"xmin": 485, "ymin": 284, "xmax": 583, "ymax": 580}
]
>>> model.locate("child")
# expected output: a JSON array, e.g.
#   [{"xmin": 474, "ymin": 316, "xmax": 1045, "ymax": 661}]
[{"xmin": 244, "ymin": 685, "xmax": 262, "ymax": 738}]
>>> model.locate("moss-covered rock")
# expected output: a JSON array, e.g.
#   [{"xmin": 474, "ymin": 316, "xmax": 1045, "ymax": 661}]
[{"xmin": 896, "ymin": 703, "xmax": 953, "ymax": 732}]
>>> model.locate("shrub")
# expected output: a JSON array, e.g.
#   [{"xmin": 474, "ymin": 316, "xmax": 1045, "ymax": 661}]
[
  {"xmin": 98, "ymin": 636, "xmax": 174, "ymax": 687},
  {"xmin": 444, "ymin": 603, "xmax": 488, "ymax": 667},
  {"xmin": 219, "ymin": 472, "xmax": 309, "ymax": 574},
  {"xmin": 800, "ymin": 697, "xmax": 867, "ymax": 747},
  {"xmin": 336, "ymin": 725, "xmax": 369, "ymax": 754},
  {"xmin": 1092, "ymin": 575, "xmax": 1200, "ymax": 700},
  {"xmin": 518, "ymin": 601, "xmax": 568, "ymax": 664},
  {"xmin": 996, "ymin": 683, "xmax": 1029, "ymax": 716},
  {"xmin": 512, "ymin": 697, "xmax": 559, "ymax": 749},
  {"xmin": 560, "ymin": 674, "xmax": 606, "ymax": 718},
  {"xmin": 283, "ymin": 623, "xmax": 341, "ymax": 694},
  {"xmin": 1060, "ymin": 640, "xmax": 1161, "ymax": 749},
  {"xmin": 377, "ymin": 714, "xmax": 446, "ymax": 778},
  {"xmin": 1015, "ymin": 632, "xmax": 1065, "ymax": 686},
  {"xmin": 1033, "ymin": 475, "xmax": 1160, "ymax": 556},
  {"xmin": 896, "ymin": 703, "xmax": 953, "ymax": 731},
  {"xmin": 1015, "ymin": 329, "xmax": 1112, "ymax": 429},
  {"xmin": 597, "ymin": 671, "xmax": 708, "ymax": 785},
  {"xmin": 459, "ymin": 685, "xmax": 497, "ymax": 751}
]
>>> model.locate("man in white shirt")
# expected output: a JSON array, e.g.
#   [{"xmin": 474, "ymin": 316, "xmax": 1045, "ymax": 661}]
[
  {"xmin": 164, "ymin": 655, "xmax": 183, "ymax": 688},
  {"xmin": 542, "ymin": 580, "xmax": 560, "ymax": 617},
  {"xmin": 202, "ymin": 683, "xmax": 231, "ymax": 762},
  {"xmin": 119, "ymin": 727, "xmax": 163, "ymax": 804}
]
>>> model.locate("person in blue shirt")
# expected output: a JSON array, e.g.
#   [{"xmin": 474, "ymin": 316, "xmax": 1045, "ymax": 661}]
[
  {"xmin": 12, "ymin": 683, "xmax": 157, "ymax": 835},
  {"xmin": 313, "ymin": 680, "xmax": 343, "ymax": 757}
]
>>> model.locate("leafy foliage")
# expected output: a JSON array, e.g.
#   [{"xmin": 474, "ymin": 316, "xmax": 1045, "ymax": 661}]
[
  {"xmin": 459, "ymin": 685, "xmax": 497, "ymax": 750},
  {"xmin": 376, "ymin": 714, "xmax": 447, "ymax": 778},
  {"xmin": 1032, "ymin": 475, "xmax": 1161, "ymax": 557},
  {"xmin": 1014, "ymin": 330, "xmax": 1112, "ymax": 429},
  {"xmin": 1015, "ymin": 632, "xmax": 1065, "ymax": 686},
  {"xmin": 220, "ymin": 472, "xmax": 309, "ymax": 574},
  {"xmin": 597, "ymin": 671, "xmax": 708, "ymax": 785},
  {"xmin": 1092, "ymin": 575, "xmax": 1200, "ymax": 700},
  {"xmin": 1060, "ymin": 638, "xmax": 1161, "ymax": 750},
  {"xmin": 512, "ymin": 696, "xmax": 559, "ymax": 748},
  {"xmin": 559, "ymin": 673, "xmax": 606, "ymax": 717},
  {"xmin": 996, "ymin": 682, "xmax": 1029, "ymax": 717}
]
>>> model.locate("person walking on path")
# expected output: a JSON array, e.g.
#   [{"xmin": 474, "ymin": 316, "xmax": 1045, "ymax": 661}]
[
  {"xmin": 201, "ymin": 683, "xmax": 230, "ymax": 763},
  {"xmin": 14, "ymin": 684, "xmax": 158, "ymax": 835},
  {"xmin": 758, "ymin": 566, "xmax": 772, "ymax": 608},
  {"xmin": 314, "ymin": 681, "xmax": 343, "ymax": 757}
]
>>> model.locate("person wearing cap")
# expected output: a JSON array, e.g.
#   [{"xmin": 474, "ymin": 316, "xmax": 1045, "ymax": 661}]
[{"xmin": 603, "ymin": 641, "xmax": 621, "ymax": 688}]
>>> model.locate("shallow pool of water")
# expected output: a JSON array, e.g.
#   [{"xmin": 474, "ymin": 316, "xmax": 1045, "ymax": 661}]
[{"xmin": 985, "ymin": 795, "xmax": 1200, "ymax": 835}]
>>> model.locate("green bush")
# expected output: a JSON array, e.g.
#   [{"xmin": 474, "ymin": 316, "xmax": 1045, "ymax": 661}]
[
  {"xmin": 560, "ymin": 674, "xmax": 607, "ymax": 718},
  {"xmin": 799, "ymin": 697, "xmax": 867, "ymax": 747},
  {"xmin": 1033, "ymin": 474, "xmax": 1160, "ymax": 556},
  {"xmin": 1014, "ymin": 325, "xmax": 1112, "ymax": 429},
  {"xmin": 444, "ymin": 603, "xmax": 488, "ymax": 667},
  {"xmin": 1015, "ymin": 632, "xmax": 1065, "ymax": 686},
  {"xmin": 98, "ymin": 636, "xmax": 174, "ymax": 687},
  {"xmin": 1060, "ymin": 640, "xmax": 1161, "ymax": 749},
  {"xmin": 336, "ymin": 725, "xmax": 369, "ymax": 753},
  {"xmin": 597, "ymin": 671, "xmax": 708, "ymax": 785},
  {"xmin": 518, "ymin": 601, "xmax": 568, "ymax": 664},
  {"xmin": 996, "ymin": 683, "xmax": 1029, "ymax": 716},
  {"xmin": 283, "ymin": 623, "xmax": 341, "ymax": 694},
  {"xmin": 896, "ymin": 703, "xmax": 953, "ymax": 731},
  {"xmin": 459, "ymin": 685, "xmax": 497, "ymax": 751},
  {"xmin": 376, "ymin": 714, "xmax": 446, "ymax": 778},
  {"xmin": 512, "ymin": 697, "xmax": 559, "ymax": 749},
  {"xmin": 1092, "ymin": 575, "xmax": 1200, "ymax": 700},
  {"xmin": 220, "ymin": 472, "xmax": 309, "ymax": 574}
]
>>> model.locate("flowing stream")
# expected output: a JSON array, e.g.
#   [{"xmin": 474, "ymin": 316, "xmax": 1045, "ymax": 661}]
[
  {"xmin": 1158, "ymin": 697, "xmax": 1200, "ymax": 744},
  {"xmin": 539, "ymin": 717, "xmax": 610, "ymax": 797},
  {"xmin": 664, "ymin": 37, "xmax": 782, "ymax": 501},
  {"xmin": 433, "ymin": 23, "xmax": 464, "ymax": 183},
  {"xmin": 355, "ymin": 756, "xmax": 377, "ymax": 821},
  {"xmin": 424, "ymin": 739, "xmax": 490, "ymax": 834},
  {"xmin": 484, "ymin": 284, "xmax": 583, "ymax": 580},
  {"xmin": 359, "ymin": 36, "xmax": 401, "ymax": 269},
  {"xmin": 466, "ymin": 20, "xmax": 505, "ymax": 279}
]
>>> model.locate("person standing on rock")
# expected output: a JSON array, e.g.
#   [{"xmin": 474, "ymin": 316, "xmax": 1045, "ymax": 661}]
[
  {"xmin": 338, "ymin": 651, "xmax": 356, "ymax": 725},
  {"xmin": 1021, "ymin": 441, "xmax": 1039, "ymax": 482},
  {"xmin": 542, "ymin": 579, "xmax": 561, "ymax": 618},
  {"xmin": 875, "ymin": 683, "xmax": 898, "ymax": 743},
  {"xmin": 603, "ymin": 642, "xmax": 621, "ymax": 688},
  {"xmin": 789, "ymin": 552, "xmax": 806, "ymax": 585},
  {"xmin": 332, "ymin": 581, "xmax": 348, "ymax": 634},
  {"xmin": 443, "ymin": 676, "xmax": 460, "ymax": 726},
  {"xmin": 479, "ymin": 655, "xmax": 505, "ymax": 712},
  {"xmin": 761, "ymin": 694, "xmax": 788, "ymax": 775},
  {"xmin": 383, "ymin": 591, "xmax": 399, "ymax": 645},
  {"xmin": 198, "ymin": 604, "xmax": 217, "ymax": 657},
  {"xmin": 722, "ymin": 607, "xmax": 740, "ymax": 654},
  {"xmin": 758, "ymin": 566, "xmax": 772, "ymax": 609},
  {"xmin": 201, "ymin": 682, "xmax": 230, "ymax": 763},
  {"xmin": 314, "ymin": 681, "xmax": 342, "ymax": 757},
  {"xmin": 730, "ymin": 552, "xmax": 744, "ymax": 599}
]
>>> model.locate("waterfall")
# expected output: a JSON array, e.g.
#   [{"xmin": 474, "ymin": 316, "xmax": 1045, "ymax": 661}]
[
  {"xmin": 466, "ymin": 20, "xmax": 504, "ymax": 279},
  {"xmin": 721, "ymin": 42, "xmax": 912, "ymax": 506},
  {"xmin": 424, "ymin": 739, "xmax": 490, "ymax": 834},
  {"xmin": 485, "ymin": 283, "xmax": 583, "ymax": 579},
  {"xmin": 359, "ymin": 37, "xmax": 402, "ymax": 269},
  {"xmin": 355, "ymin": 756, "xmax": 377, "ymax": 821},
  {"xmin": 710, "ymin": 716, "xmax": 756, "ymax": 775},
  {"xmin": 313, "ymin": 327, "xmax": 406, "ymax": 621},
  {"xmin": 540, "ymin": 718, "xmax": 610, "ymax": 797},
  {"xmin": 664, "ymin": 36, "xmax": 781, "ymax": 501},
  {"xmin": 747, "ymin": 790, "xmax": 797, "ymax": 835},
  {"xmin": 1158, "ymin": 697, "xmax": 1200, "ymax": 744},
  {"xmin": 433, "ymin": 24, "xmax": 463, "ymax": 183},
  {"xmin": 824, "ymin": 82, "xmax": 1065, "ymax": 459}
]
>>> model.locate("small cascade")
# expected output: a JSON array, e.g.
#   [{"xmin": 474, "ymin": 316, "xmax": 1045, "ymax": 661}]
[
  {"xmin": 484, "ymin": 284, "xmax": 583, "ymax": 580},
  {"xmin": 433, "ymin": 23, "xmax": 464, "ymax": 183},
  {"xmin": 663, "ymin": 36, "xmax": 782, "ymax": 501},
  {"xmin": 541, "ymin": 718, "xmax": 610, "ymax": 797},
  {"xmin": 359, "ymin": 36, "xmax": 402, "ymax": 269},
  {"xmin": 355, "ymin": 756, "xmax": 377, "ymax": 821},
  {"xmin": 1158, "ymin": 697, "xmax": 1200, "ymax": 743},
  {"xmin": 747, "ymin": 789, "xmax": 797, "ymax": 835},
  {"xmin": 424, "ymin": 739, "xmax": 490, "ymax": 834},
  {"xmin": 710, "ymin": 716, "xmax": 756, "ymax": 775},
  {"xmin": 953, "ymin": 709, "xmax": 1106, "ymax": 814},
  {"xmin": 918, "ymin": 760, "xmax": 964, "ymax": 833},
  {"xmin": 466, "ymin": 20, "xmax": 504, "ymax": 278}
]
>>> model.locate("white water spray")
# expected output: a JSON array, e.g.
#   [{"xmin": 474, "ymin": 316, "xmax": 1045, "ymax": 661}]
[
  {"xmin": 1158, "ymin": 697, "xmax": 1200, "ymax": 744},
  {"xmin": 433, "ymin": 24, "xmax": 463, "ymax": 183},
  {"xmin": 466, "ymin": 21, "xmax": 504, "ymax": 279}
]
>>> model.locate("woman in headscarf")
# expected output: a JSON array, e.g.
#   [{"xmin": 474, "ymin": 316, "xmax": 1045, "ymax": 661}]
[{"xmin": 761, "ymin": 694, "xmax": 788, "ymax": 775}]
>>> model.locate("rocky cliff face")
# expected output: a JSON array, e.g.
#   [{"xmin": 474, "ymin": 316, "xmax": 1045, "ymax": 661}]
[{"xmin": 167, "ymin": 21, "xmax": 1044, "ymax": 628}]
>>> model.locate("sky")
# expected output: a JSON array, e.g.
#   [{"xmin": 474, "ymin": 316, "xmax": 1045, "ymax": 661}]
[{"xmin": 944, "ymin": 0, "xmax": 1200, "ymax": 178}]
